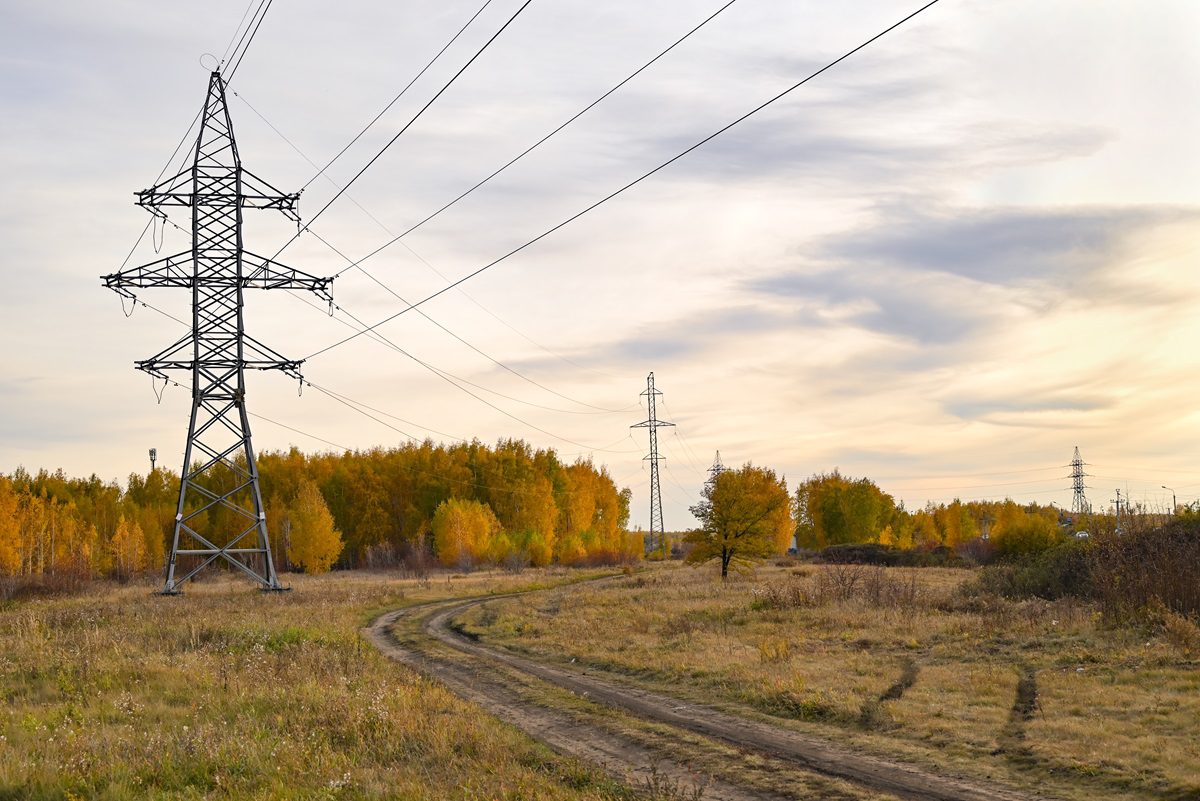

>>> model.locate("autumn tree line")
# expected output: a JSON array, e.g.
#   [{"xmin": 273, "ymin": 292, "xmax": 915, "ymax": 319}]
[
  {"xmin": 1, "ymin": 448, "xmax": 1078, "ymax": 586},
  {"xmin": 793, "ymin": 470, "xmax": 1063, "ymax": 556},
  {"xmin": 0, "ymin": 439, "xmax": 640, "ymax": 582}
]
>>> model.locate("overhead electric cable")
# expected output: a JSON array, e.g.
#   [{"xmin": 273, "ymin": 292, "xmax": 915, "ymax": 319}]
[
  {"xmin": 315, "ymin": 298, "xmax": 645, "ymax": 453},
  {"xmin": 869, "ymin": 464, "xmax": 1067, "ymax": 480},
  {"xmin": 218, "ymin": 0, "xmax": 261, "ymax": 66},
  {"xmin": 274, "ymin": 0, "xmax": 534, "ymax": 257},
  {"xmin": 331, "ymin": 0, "xmax": 742, "ymax": 280},
  {"xmin": 125, "ymin": 296, "xmax": 473, "ymax": 445},
  {"xmin": 283, "ymin": 278, "xmax": 628, "ymax": 419},
  {"xmin": 896, "ymin": 488, "xmax": 1066, "ymax": 502},
  {"xmin": 307, "ymin": 229, "xmax": 628, "ymax": 413},
  {"xmin": 305, "ymin": 0, "xmax": 943, "ymax": 360},
  {"xmin": 309, "ymin": 383, "xmax": 419, "ymax": 442},
  {"xmin": 660, "ymin": 398, "xmax": 709, "ymax": 474},
  {"xmin": 305, "ymin": 380, "xmax": 464, "ymax": 442},
  {"xmin": 299, "ymin": 0, "xmax": 497, "ymax": 193},
  {"xmin": 225, "ymin": 0, "xmax": 275, "ymax": 81},
  {"xmin": 885, "ymin": 476, "xmax": 1071, "ymax": 492},
  {"xmin": 156, "ymin": 378, "xmax": 612, "ymax": 498},
  {"xmin": 118, "ymin": 0, "xmax": 270, "ymax": 270},
  {"xmin": 233, "ymin": 88, "xmax": 635, "ymax": 413}
]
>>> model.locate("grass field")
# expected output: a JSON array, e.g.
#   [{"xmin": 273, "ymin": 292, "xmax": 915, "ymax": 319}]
[
  {"xmin": 0, "ymin": 569, "xmax": 636, "ymax": 801},
  {"xmin": 455, "ymin": 562, "xmax": 1200, "ymax": 801}
]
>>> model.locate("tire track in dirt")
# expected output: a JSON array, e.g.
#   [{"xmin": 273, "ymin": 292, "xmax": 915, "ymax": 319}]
[
  {"xmin": 368, "ymin": 594, "xmax": 1050, "ymax": 801},
  {"xmin": 366, "ymin": 600, "xmax": 783, "ymax": 801}
]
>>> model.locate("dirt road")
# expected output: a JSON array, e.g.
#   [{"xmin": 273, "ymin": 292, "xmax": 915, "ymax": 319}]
[{"xmin": 366, "ymin": 593, "xmax": 1047, "ymax": 801}]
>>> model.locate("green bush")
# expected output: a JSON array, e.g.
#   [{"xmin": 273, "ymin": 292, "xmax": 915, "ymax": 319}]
[
  {"xmin": 817, "ymin": 542, "xmax": 966, "ymax": 568},
  {"xmin": 969, "ymin": 538, "xmax": 1093, "ymax": 600},
  {"xmin": 970, "ymin": 520, "xmax": 1200, "ymax": 622}
]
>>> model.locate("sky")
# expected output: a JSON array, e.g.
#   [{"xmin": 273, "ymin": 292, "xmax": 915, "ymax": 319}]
[{"xmin": 2, "ymin": 0, "xmax": 1199, "ymax": 529}]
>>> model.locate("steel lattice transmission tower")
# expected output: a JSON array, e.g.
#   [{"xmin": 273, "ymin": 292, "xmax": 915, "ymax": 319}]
[
  {"xmin": 631, "ymin": 372, "xmax": 674, "ymax": 556},
  {"xmin": 102, "ymin": 72, "xmax": 334, "ymax": 594},
  {"xmin": 705, "ymin": 450, "xmax": 726, "ymax": 491},
  {"xmin": 1070, "ymin": 446, "xmax": 1091, "ymax": 515}
]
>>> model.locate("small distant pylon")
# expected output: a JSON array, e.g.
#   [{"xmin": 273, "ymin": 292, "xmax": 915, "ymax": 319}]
[
  {"xmin": 1070, "ymin": 446, "xmax": 1091, "ymax": 515},
  {"xmin": 631, "ymin": 372, "xmax": 674, "ymax": 557},
  {"xmin": 705, "ymin": 450, "xmax": 726, "ymax": 491}
]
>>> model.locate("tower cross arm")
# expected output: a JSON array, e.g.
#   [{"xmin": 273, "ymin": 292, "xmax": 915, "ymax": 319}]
[
  {"xmin": 135, "ymin": 169, "xmax": 301, "ymax": 223},
  {"xmin": 631, "ymin": 419, "xmax": 675, "ymax": 428},
  {"xmin": 102, "ymin": 251, "xmax": 195, "ymax": 296},
  {"xmin": 135, "ymin": 169, "xmax": 193, "ymax": 212},
  {"xmin": 101, "ymin": 253, "xmax": 335, "ymax": 304},
  {"xmin": 239, "ymin": 169, "xmax": 300, "ymax": 221},
  {"xmin": 134, "ymin": 333, "xmax": 307, "ymax": 382},
  {"xmin": 242, "ymin": 253, "xmax": 334, "ymax": 302}
]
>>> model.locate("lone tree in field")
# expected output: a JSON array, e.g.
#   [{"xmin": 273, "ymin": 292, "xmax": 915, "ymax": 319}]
[
  {"xmin": 285, "ymin": 479, "xmax": 343, "ymax": 574},
  {"xmin": 685, "ymin": 463, "xmax": 793, "ymax": 578}
]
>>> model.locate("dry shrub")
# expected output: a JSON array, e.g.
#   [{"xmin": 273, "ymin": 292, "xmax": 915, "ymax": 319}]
[
  {"xmin": 0, "ymin": 568, "xmax": 92, "ymax": 601},
  {"xmin": 814, "ymin": 564, "xmax": 922, "ymax": 608},
  {"xmin": 1145, "ymin": 599, "xmax": 1200, "ymax": 655},
  {"xmin": 751, "ymin": 566, "xmax": 924, "ymax": 611},
  {"xmin": 659, "ymin": 614, "xmax": 698, "ymax": 639},
  {"xmin": 361, "ymin": 541, "xmax": 403, "ymax": 569},
  {"xmin": 972, "ymin": 520, "xmax": 1200, "ymax": 625},
  {"xmin": 399, "ymin": 542, "xmax": 434, "ymax": 579},
  {"xmin": 815, "ymin": 562, "xmax": 866, "ymax": 601},
  {"xmin": 758, "ymin": 636, "xmax": 791, "ymax": 664},
  {"xmin": 749, "ymin": 580, "xmax": 813, "ymax": 610},
  {"xmin": 1161, "ymin": 613, "xmax": 1200, "ymax": 655},
  {"xmin": 1089, "ymin": 520, "xmax": 1200, "ymax": 621}
]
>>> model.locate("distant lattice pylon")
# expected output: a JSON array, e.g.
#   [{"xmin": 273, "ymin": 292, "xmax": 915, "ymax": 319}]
[
  {"xmin": 705, "ymin": 450, "xmax": 726, "ymax": 491},
  {"xmin": 631, "ymin": 372, "xmax": 674, "ymax": 556},
  {"xmin": 1070, "ymin": 446, "xmax": 1091, "ymax": 515}
]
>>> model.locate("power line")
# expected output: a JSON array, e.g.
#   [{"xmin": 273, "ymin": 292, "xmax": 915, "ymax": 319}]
[
  {"xmin": 130, "ymin": 201, "xmax": 623, "ymax": 431},
  {"xmin": 274, "ymin": 0, "xmax": 534, "ymax": 258},
  {"xmin": 299, "ymin": 0, "xmax": 497, "ymax": 193},
  {"xmin": 320, "ymin": 299, "xmax": 643, "ymax": 453},
  {"xmin": 309, "ymin": 382, "xmax": 419, "ymax": 442},
  {"xmin": 885, "ymin": 476, "xmax": 1070, "ymax": 492},
  {"xmin": 217, "ymin": 0, "xmax": 261, "ymax": 67},
  {"xmin": 128, "ymin": 266, "xmax": 636, "ymax": 452},
  {"xmin": 868, "ymin": 464, "xmax": 1068, "ymax": 481},
  {"xmin": 224, "ymin": 0, "xmax": 275, "ymax": 81},
  {"xmin": 282, "ymin": 278, "xmax": 629, "ymax": 419},
  {"xmin": 305, "ymin": 380, "xmax": 464, "ymax": 442},
  {"xmin": 233, "ymin": 88, "xmax": 634, "ymax": 409},
  {"xmin": 660, "ymin": 397, "xmax": 708, "ymax": 475},
  {"xmin": 304, "ymin": 0, "xmax": 944, "ymax": 361},
  {"xmin": 306, "ymin": 230, "xmax": 628, "ymax": 413},
  {"xmin": 893, "ymin": 487, "xmax": 1067, "ymax": 503},
  {"xmin": 116, "ymin": 1, "xmax": 272, "ymax": 272},
  {"xmin": 159, "ymin": 378, "xmax": 622, "ymax": 499},
  {"xmin": 331, "ymin": 0, "xmax": 742, "ymax": 280}
]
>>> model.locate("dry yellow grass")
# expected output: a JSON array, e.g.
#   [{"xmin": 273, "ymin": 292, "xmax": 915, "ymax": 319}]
[
  {"xmin": 0, "ymin": 568, "xmax": 636, "ymax": 801},
  {"xmin": 456, "ymin": 563, "xmax": 1200, "ymax": 801}
]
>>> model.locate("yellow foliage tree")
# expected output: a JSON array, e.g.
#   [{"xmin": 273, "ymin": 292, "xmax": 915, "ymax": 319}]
[
  {"xmin": 286, "ymin": 480, "xmax": 343, "ymax": 574},
  {"xmin": 0, "ymin": 478, "xmax": 20, "ymax": 574},
  {"xmin": 432, "ymin": 497, "xmax": 502, "ymax": 569},
  {"xmin": 110, "ymin": 514, "xmax": 147, "ymax": 579},
  {"xmin": 685, "ymin": 464, "xmax": 793, "ymax": 578}
]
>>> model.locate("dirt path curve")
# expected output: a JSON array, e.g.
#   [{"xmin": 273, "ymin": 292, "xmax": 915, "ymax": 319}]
[
  {"xmin": 367, "ymin": 594, "xmax": 1048, "ymax": 801},
  {"xmin": 366, "ymin": 599, "xmax": 775, "ymax": 801}
]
